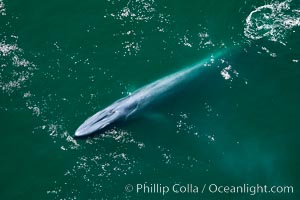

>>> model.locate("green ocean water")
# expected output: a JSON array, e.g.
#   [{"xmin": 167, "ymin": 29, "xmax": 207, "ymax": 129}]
[{"xmin": 0, "ymin": 0, "xmax": 299, "ymax": 199}]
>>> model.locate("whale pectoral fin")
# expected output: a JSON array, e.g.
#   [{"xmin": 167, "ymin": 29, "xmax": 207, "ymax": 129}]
[{"xmin": 125, "ymin": 103, "xmax": 139, "ymax": 120}]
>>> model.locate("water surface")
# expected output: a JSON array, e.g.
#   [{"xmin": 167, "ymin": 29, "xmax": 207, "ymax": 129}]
[{"xmin": 0, "ymin": 0, "xmax": 299, "ymax": 199}]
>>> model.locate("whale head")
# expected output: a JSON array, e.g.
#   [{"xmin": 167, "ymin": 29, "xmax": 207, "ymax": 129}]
[
  {"xmin": 74, "ymin": 97, "xmax": 138, "ymax": 138},
  {"xmin": 74, "ymin": 105, "xmax": 123, "ymax": 137}
]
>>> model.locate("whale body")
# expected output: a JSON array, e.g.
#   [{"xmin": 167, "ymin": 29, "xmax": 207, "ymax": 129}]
[{"xmin": 74, "ymin": 49, "xmax": 228, "ymax": 137}]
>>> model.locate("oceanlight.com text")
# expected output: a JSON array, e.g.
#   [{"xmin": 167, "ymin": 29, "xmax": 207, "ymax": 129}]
[{"xmin": 124, "ymin": 183, "xmax": 294, "ymax": 196}]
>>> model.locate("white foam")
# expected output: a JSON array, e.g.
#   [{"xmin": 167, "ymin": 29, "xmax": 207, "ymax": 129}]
[
  {"xmin": 244, "ymin": 0, "xmax": 300, "ymax": 44},
  {"xmin": 0, "ymin": 41, "xmax": 36, "ymax": 94},
  {"xmin": 0, "ymin": 43, "xmax": 18, "ymax": 56},
  {"xmin": 105, "ymin": 0, "xmax": 171, "ymax": 56},
  {"xmin": 0, "ymin": 0, "xmax": 6, "ymax": 16}
]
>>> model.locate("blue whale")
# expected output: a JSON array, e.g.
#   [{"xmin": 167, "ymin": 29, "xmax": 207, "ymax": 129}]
[{"xmin": 74, "ymin": 49, "xmax": 228, "ymax": 137}]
